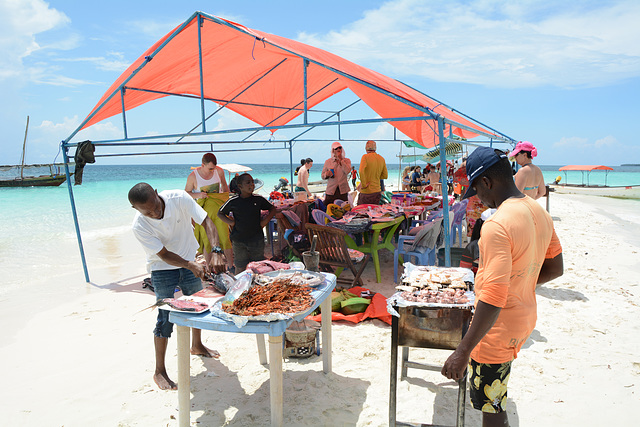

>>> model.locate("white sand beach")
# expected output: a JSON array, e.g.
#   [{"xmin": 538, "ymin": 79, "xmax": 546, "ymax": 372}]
[{"xmin": 2, "ymin": 193, "xmax": 639, "ymax": 426}]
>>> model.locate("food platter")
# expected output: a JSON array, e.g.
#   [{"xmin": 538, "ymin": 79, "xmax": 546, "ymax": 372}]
[
  {"xmin": 257, "ymin": 270, "xmax": 325, "ymax": 287},
  {"xmin": 158, "ymin": 296, "xmax": 219, "ymax": 313}
]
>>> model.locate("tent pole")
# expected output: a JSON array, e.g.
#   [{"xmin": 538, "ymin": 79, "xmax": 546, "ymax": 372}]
[
  {"xmin": 62, "ymin": 143, "xmax": 90, "ymax": 282},
  {"xmin": 197, "ymin": 14, "xmax": 207, "ymax": 133},
  {"xmin": 397, "ymin": 139, "xmax": 402, "ymax": 190},
  {"xmin": 289, "ymin": 141, "xmax": 294, "ymax": 193},
  {"xmin": 289, "ymin": 100, "xmax": 360, "ymax": 144},
  {"xmin": 120, "ymin": 87, "xmax": 128, "ymax": 139},
  {"xmin": 438, "ymin": 116, "xmax": 451, "ymax": 266},
  {"xmin": 303, "ymin": 59, "xmax": 308, "ymax": 124}
]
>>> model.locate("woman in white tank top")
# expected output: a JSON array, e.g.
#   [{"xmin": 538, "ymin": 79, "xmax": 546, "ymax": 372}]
[{"xmin": 185, "ymin": 153, "xmax": 233, "ymax": 271}]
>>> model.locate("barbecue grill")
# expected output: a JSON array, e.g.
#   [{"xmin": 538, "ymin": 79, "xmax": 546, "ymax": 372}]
[{"xmin": 389, "ymin": 303, "xmax": 473, "ymax": 426}]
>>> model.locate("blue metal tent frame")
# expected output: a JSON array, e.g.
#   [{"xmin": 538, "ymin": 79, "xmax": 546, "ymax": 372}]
[{"xmin": 60, "ymin": 11, "xmax": 516, "ymax": 282}]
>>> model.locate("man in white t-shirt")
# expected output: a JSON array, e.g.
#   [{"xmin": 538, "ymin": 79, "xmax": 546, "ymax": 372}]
[{"xmin": 129, "ymin": 182, "xmax": 220, "ymax": 390}]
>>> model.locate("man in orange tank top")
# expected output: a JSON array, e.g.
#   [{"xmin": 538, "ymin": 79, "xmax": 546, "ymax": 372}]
[{"xmin": 441, "ymin": 147, "xmax": 563, "ymax": 427}]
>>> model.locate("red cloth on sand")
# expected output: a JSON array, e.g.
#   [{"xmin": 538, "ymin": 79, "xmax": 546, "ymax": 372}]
[{"xmin": 308, "ymin": 286, "xmax": 391, "ymax": 325}]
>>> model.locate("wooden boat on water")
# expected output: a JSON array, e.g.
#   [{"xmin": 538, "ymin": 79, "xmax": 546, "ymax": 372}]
[
  {"xmin": 0, "ymin": 167, "xmax": 68, "ymax": 187},
  {"xmin": 1, "ymin": 116, "xmax": 71, "ymax": 188},
  {"xmin": 549, "ymin": 165, "xmax": 640, "ymax": 199}
]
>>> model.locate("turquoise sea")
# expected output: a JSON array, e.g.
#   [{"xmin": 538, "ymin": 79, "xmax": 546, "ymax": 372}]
[{"xmin": 1, "ymin": 162, "xmax": 639, "ymax": 294}]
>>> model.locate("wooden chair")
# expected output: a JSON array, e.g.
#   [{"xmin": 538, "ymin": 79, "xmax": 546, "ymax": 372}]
[{"xmin": 305, "ymin": 223, "xmax": 371, "ymax": 287}]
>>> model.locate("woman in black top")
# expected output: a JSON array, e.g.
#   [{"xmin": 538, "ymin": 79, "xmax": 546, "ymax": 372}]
[{"xmin": 218, "ymin": 174, "xmax": 277, "ymax": 272}]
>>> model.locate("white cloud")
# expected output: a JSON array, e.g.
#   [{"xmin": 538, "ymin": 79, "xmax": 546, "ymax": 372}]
[
  {"xmin": 53, "ymin": 51, "xmax": 130, "ymax": 72},
  {"xmin": 594, "ymin": 135, "xmax": 618, "ymax": 148},
  {"xmin": 125, "ymin": 18, "xmax": 183, "ymax": 40},
  {"xmin": 297, "ymin": 0, "xmax": 640, "ymax": 88},
  {"xmin": 553, "ymin": 136, "xmax": 588, "ymax": 148},
  {"xmin": 0, "ymin": 0, "xmax": 70, "ymax": 80}
]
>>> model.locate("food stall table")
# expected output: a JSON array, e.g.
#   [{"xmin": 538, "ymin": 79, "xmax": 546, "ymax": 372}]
[
  {"xmin": 345, "ymin": 216, "xmax": 405, "ymax": 283},
  {"xmin": 169, "ymin": 273, "xmax": 336, "ymax": 427}
]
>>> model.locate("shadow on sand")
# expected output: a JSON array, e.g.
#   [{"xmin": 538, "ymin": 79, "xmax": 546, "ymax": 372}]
[
  {"xmin": 536, "ymin": 285, "xmax": 589, "ymax": 302},
  {"xmin": 190, "ymin": 356, "xmax": 369, "ymax": 426}
]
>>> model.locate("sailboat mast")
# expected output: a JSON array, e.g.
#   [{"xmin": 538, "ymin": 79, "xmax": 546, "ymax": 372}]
[{"xmin": 20, "ymin": 116, "xmax": 29, "ymax": 179}]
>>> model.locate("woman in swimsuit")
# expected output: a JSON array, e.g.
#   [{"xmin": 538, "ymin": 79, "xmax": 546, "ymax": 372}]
[{"xmin": 510, "ymin": 141, "xmax": 546, "ymax": 200}]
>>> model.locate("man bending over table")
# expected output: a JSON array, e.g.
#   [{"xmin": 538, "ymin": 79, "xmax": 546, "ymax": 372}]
[
  {"xmin": 441, "ymin": 148, "xmax": 563, "ymax": 426},
  {"xmin": 129, "ymin": 182, "xmax": 221, "ymax": 390}
]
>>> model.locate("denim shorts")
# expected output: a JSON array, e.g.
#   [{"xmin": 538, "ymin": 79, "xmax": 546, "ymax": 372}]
[
  {"xmin": 232, "ymin": 238, "xmax": 265, "ymax": 272},
  {"xmin": 469, "ymin": 358, "xmax": 512, "ymax": 413},
  {"xmin": 151, "ymin": 268, "xmax": 203, "ymax": 338}
]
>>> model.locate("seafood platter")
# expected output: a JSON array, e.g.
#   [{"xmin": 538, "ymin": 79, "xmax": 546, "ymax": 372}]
[
  {"xmin": 157, "ymin": 296, "xmax": 219, "ymax": 313},
  {"xmin": 212, "ymin": 270, "xmax": 326, "ymax": 328},
  {"xmin": 388, "ymin": 264, "xmax": 475, "ymax": 312},
  {"xmin": 388, "ymin": 264, "xmax": 476, "ymax": 351}
]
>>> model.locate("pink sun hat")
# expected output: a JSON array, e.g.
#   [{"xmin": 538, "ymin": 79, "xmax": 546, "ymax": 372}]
[{"xmin": 509, "ymin": 141, "xmax": 538, "ymax": 158}]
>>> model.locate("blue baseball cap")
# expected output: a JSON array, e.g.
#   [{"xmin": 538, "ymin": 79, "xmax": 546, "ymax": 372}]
[{"xmin": 462, "ymin": 147, "xmax": 508, "ymax": 199}]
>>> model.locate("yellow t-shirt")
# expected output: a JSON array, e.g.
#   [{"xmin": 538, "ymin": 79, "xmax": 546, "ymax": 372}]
[
  {"xmin": 358, "ymin": 152, "xmax": 388, "ymax": 194},
  {"xmin": 471, "ymin": 196, "xmax": 562, "ymax": 364}
]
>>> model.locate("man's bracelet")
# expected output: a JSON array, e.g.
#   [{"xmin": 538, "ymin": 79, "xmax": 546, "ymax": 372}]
[{"xmin": 211, "ymin": 246, "xmax": 223, "ymax": 254}]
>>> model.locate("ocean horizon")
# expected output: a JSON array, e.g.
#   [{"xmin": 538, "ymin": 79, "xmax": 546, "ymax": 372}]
[{"xmin": 2, "ymin": 162, "xmax": 639, "ymax": 295}]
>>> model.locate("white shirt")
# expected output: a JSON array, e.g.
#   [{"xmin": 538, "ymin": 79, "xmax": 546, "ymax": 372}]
[{"xmin": 132, "ymin": 190, "xmax": 207, "ymax": 272}]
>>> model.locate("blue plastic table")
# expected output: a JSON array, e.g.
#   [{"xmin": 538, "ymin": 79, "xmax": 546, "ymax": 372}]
[{"xmin": 169, "ymin": 273, "xmax": 336, "ymax": 427}]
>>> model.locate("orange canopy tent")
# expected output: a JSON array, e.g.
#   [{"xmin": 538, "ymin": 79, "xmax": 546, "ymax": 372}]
[
  {"xmin": 558, "ymin": 165, "xmax": 614, "ymax": 186},
  {"xmin": 559, "ymin": 165, "xmax": 614, "ymax": 171},
  {"xmin": 61, "ymin": 11, "xmax": 516, "ymax": 282},
  {"xmin": 63, "ymin": 11, "xmax": 514, "ymax": 152}
]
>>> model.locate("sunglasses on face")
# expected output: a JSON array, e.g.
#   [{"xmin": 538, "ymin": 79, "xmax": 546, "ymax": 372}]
[{"xmin": 334, "ymin": 147, "xmax": 342, "ymax": 151}]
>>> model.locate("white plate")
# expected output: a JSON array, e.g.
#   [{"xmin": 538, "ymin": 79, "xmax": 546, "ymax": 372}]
[{"xmin": 258, "ymin": 270, "xmax": 324, "ymax": 287}]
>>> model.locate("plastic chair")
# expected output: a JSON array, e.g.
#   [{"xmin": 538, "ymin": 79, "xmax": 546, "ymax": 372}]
[
  {"xmin": 267, "ymin": 217, "xmax": 278, "ymax": 256},
  {"xmin": 346, "ymin": 215, "xmax": 404, "ymax": 283},
  {"xmin": 312, "ymin": 209, "xmax": 336, "ymax": 225},
  {"xmin": 393, "ymin": 235, "xmax": 437, "ymax": 283},
  {"xmin": 450, "ymin": 199, "xmax": 469, "ymax": 247},
  {"xmin": 393, "ymin": 219, "xmax": 442, "ymax": 283}
]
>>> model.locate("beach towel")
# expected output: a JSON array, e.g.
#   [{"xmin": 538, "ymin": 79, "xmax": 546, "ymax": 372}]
[{"xmin": 194, "ymin": 192, "xmax": 232, "ymax": 252}]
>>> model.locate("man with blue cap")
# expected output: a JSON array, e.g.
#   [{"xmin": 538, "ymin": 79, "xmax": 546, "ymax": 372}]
[{"xmin": 441, "ymin": 146, "xmax": 564, "ymax": 426}]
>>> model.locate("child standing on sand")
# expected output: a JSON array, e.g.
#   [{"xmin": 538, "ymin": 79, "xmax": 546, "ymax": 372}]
[{"xmin": 218, "ymin": 173, "xmax": 277, "ymax": 273}]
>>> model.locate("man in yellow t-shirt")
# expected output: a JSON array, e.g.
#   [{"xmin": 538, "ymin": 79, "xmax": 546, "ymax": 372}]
[
  {"xmin": 442, "ymin": 147, "xmax": 563, "ymax": 427},
  {"xmin": 358, "ymin": 140, "xmax": 388, "ymax": 205}
]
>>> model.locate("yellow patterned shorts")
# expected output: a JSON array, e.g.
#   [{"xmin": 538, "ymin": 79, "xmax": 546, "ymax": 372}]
[{"xmin": 469, "ymin": 359, "xmax": 512, "ymax": 413}]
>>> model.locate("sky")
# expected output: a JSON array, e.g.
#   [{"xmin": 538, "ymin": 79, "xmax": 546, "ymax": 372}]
[{"xmin": 1, "ymin": 0, "xmax": 639, "ymax": 167}]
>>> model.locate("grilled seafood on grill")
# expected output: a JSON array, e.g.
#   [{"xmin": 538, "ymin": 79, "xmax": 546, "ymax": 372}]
[{"xmin": 396, "ymin": 266, "xmax": 474, "ymax": 306}]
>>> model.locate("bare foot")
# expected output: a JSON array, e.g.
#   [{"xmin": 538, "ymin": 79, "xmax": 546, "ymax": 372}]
[
  {"xmin": 153, "ymin": 372, "xmax": 177, "ymax": 390},
  {"xmin": 191, "ymin": 344, "xmax": 220, "ymax": 358}
]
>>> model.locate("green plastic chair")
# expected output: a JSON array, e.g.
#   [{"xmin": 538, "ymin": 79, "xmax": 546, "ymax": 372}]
[{"xmin": 346, "ymin": 215, "xmax": 404, "ymax": 283}]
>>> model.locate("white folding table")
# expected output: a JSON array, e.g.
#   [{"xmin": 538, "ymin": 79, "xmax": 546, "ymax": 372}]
[{"xmin": 169, "ymin": 273, "xmax": 336, "ymax": 427}]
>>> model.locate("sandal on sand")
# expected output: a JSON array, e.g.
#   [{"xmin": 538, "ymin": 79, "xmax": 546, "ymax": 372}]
[{"xmin": 142, "ymin": 277, "xmax": 154, "ymax": 292}]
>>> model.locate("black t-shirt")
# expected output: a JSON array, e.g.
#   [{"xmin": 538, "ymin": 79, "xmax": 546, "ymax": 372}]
[{"xmin": 219, "ymin": 194, "xmax": 274, "ymax": 243}]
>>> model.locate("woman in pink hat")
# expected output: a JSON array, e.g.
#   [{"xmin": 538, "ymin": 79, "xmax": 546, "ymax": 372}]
[{"xmin": 510, "ymin": 141, "xmax": 546, "ymax": 199}]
